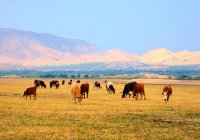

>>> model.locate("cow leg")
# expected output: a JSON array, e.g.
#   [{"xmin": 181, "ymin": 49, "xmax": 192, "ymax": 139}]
[
  {"xmin": 143, "ymin": 90, "xmax": 146, "ymax": 100},
  {"xmin": 26, "ymin": 95, "xmax": 27, "ymax": 100},
  {"xmin": 72, "ymin": 94, "xmax": 77, "ymax": 104},
  {"xmin": 166, "ymin": 95, "xmax": 170, "ymax": 104},
  {"xmin": 135, "ymin": 92, "xmax": 139, "ymax": 100},
  {"xmin": 86, "ymin": 92, "xmax": 88, "ymax": 98},
  {"xmin": 140, "ymin": 92, "xmax": 142, "ymax": 100},
  {"xmin": 30, "ymin": 95, "xmax": 31, "ymax": 100}
]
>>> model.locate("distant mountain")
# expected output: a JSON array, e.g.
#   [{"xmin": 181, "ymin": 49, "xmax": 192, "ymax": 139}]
[
  {"xmin": 140, "ymin": 48, "xmax": 200, "ymax": 65},
  {"xmin": 0, "ymin": 28, "xmax": 200, "ymax": 68}
]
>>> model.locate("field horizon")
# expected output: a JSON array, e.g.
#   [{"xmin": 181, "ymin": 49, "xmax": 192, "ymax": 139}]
[{"xmin": 0, "ymin": 78, "xmax": 200, "ymax": 139}]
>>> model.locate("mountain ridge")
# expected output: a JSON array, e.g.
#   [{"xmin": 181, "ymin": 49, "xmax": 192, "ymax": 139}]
[{"xmin": 0, "ymin": 28, "xmax": 200, "ymax": 67}]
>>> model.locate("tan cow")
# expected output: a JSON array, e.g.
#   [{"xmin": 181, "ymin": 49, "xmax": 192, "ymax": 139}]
[{"xmin": 71, "ymin": 84, "xmax": 82, "ymax": 104}]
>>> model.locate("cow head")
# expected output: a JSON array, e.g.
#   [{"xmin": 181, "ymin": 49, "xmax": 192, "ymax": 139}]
[
  {"xmin": 77, "ymin": 96, "xmax": 82, "ymax": 103},
  {"xmin": 22, "ymin": 91, "xmax": 26, "ymax": 96},
  {"xmin": 121, "ymin": 86, "xmax": 128, "ymax": 98}
]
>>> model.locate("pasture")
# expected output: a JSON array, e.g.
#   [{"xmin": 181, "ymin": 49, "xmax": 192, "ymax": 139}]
[{"xmin": 0, "ymin": 78, "xmax": 200, "ymax": 139}]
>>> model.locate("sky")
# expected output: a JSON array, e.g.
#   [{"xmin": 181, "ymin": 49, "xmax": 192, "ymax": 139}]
[{"xmin": 0, "ymin": 0, "xmax": 200, "ymax": 54}]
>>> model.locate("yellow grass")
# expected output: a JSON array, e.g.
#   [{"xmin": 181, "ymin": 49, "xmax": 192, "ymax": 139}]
[{"xmin": 0, "ymin": 78, "xmax": 200, "ymax": 139}]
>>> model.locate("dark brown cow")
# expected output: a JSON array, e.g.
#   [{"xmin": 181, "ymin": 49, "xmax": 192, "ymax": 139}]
[
  {"xmin": 108, "ymin": 85, "xmax": 115, "ymax": 94},
  {"xmin": 121, "ymin": 82, "xmax": 137, "ymax": 98},
  {"xmin": 50, "ymin": 80, "xmax": 59, "ymax": 89},
  {"xmin": 162, "ymin": 85, "xmax": 172, "ymax": 104},
  {"xmin": 62, "ymin": 80, "xmax": 65, "ymax": 85},
  {"xmin": 77, "ymin": 80, "xmax": 80, "ymax": 83},
  {"xmin": 80, "ymin": 83, "xmax": 89, "ymax": 98},
  {"xmin": 93, "ymin": 81, "xmax": 102, "ymax": 89},
  {"xmin": 34, "ymin": 79, "xmax": 46, "ymax": 88},
  {"xmin": 133, "ymin": 83, "xmax": 146, "ymax": 100},
  {"xmin": 55, "ymin": 82, "xmax": 60, "ymax": 89},
  {"xmin": 22, "ymin": 86, "xmax": 37, "ymax": 100},
  {"xmin": 68, "ymin": 80, "xmax": 73, "ymax": 85},
  {"xmin": 68, "ymin": 81, "xmax": 72, "ymax": 85}
]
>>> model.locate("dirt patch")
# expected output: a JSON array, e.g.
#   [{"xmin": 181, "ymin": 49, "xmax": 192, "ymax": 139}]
[
  {"xmin": 153, "ymin": 118, "xmax": 200, "ymax": 123},
  {"xmin": 0, "ymin": 92, "xmax": 21, "ymax": 96}
]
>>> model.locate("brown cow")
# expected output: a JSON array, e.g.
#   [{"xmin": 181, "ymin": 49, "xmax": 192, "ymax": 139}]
[
  {"xmin": 93, "ymin": 81, "xmax": 102, "ymax": 89},
  {"xmin": 55, "ymin": 82, "xmax": 60, "ymax": 89},
  {"xmin": 50, "ymin": 80, "xmax": 59, "ymax": 89},
  {"xmin": 71, "ymin": 84, "xmax": 82, "ymax": 104},
  {"xmin": 162, "ymin": 85, "xmax": 172, "ymax": 104},
  {"xmin": 80, "ymin": 83, "xmax": 89, "ymax": 98},
  {"xmin": 133, "ymin": 83, "xmax": 146, "ymax": 100},
  {"xmin": 62, "ymin": 80, "xmax": 65, "ymax": 85},
  {"xmin": 22, "ymin": 86, "xmax": 37, "ymax": 100},
  {"xmin": 34, "ymin": 79, "xmax": 46, "ymax": 88}
]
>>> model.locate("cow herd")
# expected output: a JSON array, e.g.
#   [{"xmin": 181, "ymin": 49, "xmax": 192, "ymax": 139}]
[{"xmin": 23, "ymin": 79, "xmax": 173, "ymax": 104}]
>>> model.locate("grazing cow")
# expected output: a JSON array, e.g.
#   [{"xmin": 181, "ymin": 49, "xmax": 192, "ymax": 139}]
[
  {"xmin": 34, "ymin": 80, "xmax": 46, "ymax": 88},
  {"xmin": 77, "ymin": 80, "xmax": 80, "ymax": 83},
  {"xmin": 55, "ymin": 82, "xmax": 60, "ymax": 89},
  {"xmin": 93, "ymin": 81, "xmax": 102, "ymax": 89},
  {"xmin": 50, "ymin": 80, "xmax": 59, "ymax": 89},
  {"xmin": 80, "ymin": 83, "xmax": 89, "ymax": 98},
  {"xmin": 71, "ymin": 84, "xmax": 82, "ymax": 104},
  {"xmin": 22, "ymin": 86, "xmax": 38, "ymax": 100},
  {"xmin": 68, "ymin": 81, "xmax": 72, "ymax": 85},
  {"xmin": 133, "ymin": 83, "xmax": 146, "ymax": 100},
  {"xmin": 121, "ymin": 82, "xmax": 137, "ymax": 98},
  {"xmin": 162, "ymin": 85, "xmax": 172, "ymax": 104},
  {"xmin": 62, "ymin": 80, "xmax": 65, "ymax": 85},
  {"xmin": 106, "ymin": 82, "xmax": 115, "ymax": 94},
  {"xmin": 108, "ymin": 85, "xmax": 115, "ymax": 94}
]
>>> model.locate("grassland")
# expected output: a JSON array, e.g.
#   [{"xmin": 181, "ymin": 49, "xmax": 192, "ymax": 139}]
[{"xmin": 0, "ymin": 78, "xmax": 200, "ymax": 140}]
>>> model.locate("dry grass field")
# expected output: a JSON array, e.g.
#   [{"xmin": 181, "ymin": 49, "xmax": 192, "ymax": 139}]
[{"xmin": 0, "ymin": 78, "xmax": 200, "ymax": 139}]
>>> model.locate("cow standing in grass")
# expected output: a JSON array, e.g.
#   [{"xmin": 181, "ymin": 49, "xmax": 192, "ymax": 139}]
[
  {"xmin": 162, "ymin": 85, "xmax": 172, "ymax": 104},
  {"xmin": 80, "ymin": 83, "xmax": 89, "ymax": 98},
  {"xmin": 62, "ymin": 80, "xmax": 65, "ymax": 85},
  {"xmin": 121, "ymin": 82, "xmax": 146, "ymax": 100},
  {"xmin": 106, "ymin": 82, "xmax": 115, "ymax": 94},
  {"xmin": 121, "ymin": 82, "xmax": 137, "ymax": 98},
  {"xmin": 50, "ymin": 80, "xmax": 59, "ymax": 89},
  {"xmin": 133, "ymin": 83, "xmax": 146, "ymax": 100},
  {"xmin": 34, "ymin": 80, "xmax": 46, "ymax": 88},
  {"xmin": 22, "ymin": 85, "xmax": 38, "ymax": 100},
  {"xmin": 93, "ymin": 81, "xmax": 102, "ymax": 89},
  {"xmin": 71, "ymin": 84, "xmax": 82, "ymax": 104},
  {"xmin": 68, "ymin": 80, "xmax": 73, "ymax": 86}
]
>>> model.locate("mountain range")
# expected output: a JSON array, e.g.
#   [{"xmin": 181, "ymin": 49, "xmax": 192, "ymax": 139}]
[{"xmin": 0, "ymin": 28, "xmax": 200, "ymax": 68}]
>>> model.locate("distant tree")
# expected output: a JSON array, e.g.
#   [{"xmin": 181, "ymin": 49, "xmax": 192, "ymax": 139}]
[
  {"xmin": 71, "ymin": 75, "xmax": 76, "ymax": 78},
  {"xmin": 60, "ymin": 74, "xmax": 68, "ymax": 78},
  {"xmin": 42, "ymin": 74, "xmax": 55, "ymax": 78},
  {"xmin": 83, "ymin": 74, "xmax": 89, "ymax": 78},
  {"xmin": 77, "ymin": 74, "xmax": 81, "ymax": 78}
]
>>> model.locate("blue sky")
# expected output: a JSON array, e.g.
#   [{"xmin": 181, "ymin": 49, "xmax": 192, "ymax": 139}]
[{"xmin": 0, "ymin": 0, "xmax": 200, "ymax": 54}]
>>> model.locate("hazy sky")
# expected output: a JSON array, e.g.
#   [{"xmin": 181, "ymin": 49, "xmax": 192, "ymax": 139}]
[{"xmin": 0, "ymin": 0, "xmax": 200, "ymax": 54}]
